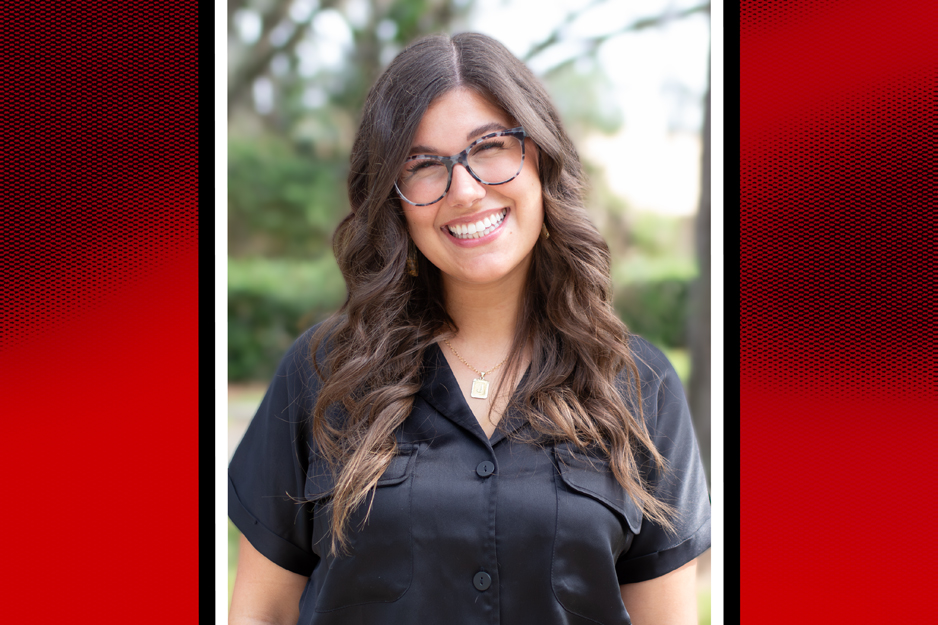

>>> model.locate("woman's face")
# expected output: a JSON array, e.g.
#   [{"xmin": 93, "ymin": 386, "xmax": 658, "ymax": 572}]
[{"xmin": 400, "ymin": 88, "xmax": 544, "ymax": 289}]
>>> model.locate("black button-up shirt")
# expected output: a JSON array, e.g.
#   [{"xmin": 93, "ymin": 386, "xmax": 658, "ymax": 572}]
[{"xmin": 228, "ymin": 326, "xmax": 711, "ymax": 625}]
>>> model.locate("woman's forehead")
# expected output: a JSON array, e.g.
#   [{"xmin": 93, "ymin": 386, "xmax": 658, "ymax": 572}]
[{"xmin": 411, "ymin": 89, "xmax": 513, "ymax": 150}]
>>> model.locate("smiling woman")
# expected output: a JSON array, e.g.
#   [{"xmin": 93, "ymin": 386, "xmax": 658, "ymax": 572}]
[
  {"xmin": 400, "ymin": 91, "xmax": 543, "ymax": 288},
  {"xmin": 228, "ymin": 32, "xmax": 710, "ymax": 625}
]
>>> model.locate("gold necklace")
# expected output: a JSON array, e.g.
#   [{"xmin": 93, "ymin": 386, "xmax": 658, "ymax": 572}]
[{"xmin": 442, "ymin": 339, "xmax": 509, "ymax": 400}]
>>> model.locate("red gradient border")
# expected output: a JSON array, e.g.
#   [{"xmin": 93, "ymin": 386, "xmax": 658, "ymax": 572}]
[
  {"xmin": 741, "ymin": 0, "xmax": 938, "ymax": 621},
  {"xmin": 0, "ymin": 2, "xmax": 199, "ymax": 622}
]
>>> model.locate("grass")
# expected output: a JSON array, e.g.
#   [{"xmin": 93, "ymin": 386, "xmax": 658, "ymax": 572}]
[
  {"xmin": 229, "ymin": 385, "xmax": 266, "ymax": 403},
  {"xmin": 228, "ymin": 520, "xmax": 239, "ymax": 608},
  {"xmin": 698, "ymin": 586, "xmax": 711, "ymax": 625}
]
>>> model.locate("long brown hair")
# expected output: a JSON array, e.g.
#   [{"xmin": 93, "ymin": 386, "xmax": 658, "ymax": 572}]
[{"xmin": 311, "ymin": 32, "xmax": 674, "ymax": 554}]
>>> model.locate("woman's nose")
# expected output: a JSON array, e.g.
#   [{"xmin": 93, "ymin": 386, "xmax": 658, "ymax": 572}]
[{"xmin": 446, "ymin": 164, "xmax": 486, "ymax": 206}]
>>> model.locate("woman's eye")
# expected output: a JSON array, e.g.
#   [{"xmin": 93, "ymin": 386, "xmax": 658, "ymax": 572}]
[
  {"xmin": 473, "ymin": 140, "xmax": 506, "ymax": 153},
  {"xmin": 405, "ymin": 160, "xmax": 442, "ymax": 175}
]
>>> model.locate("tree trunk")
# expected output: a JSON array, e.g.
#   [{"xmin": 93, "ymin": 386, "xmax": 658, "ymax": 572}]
[{"xmin": 687, "ymin": 51, "xmax": 711, "ymax": 488}]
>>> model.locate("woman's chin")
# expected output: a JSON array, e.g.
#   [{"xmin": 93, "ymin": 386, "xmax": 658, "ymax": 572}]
[{"xmin": 439, "ymin": 254, "xmax": 534, "ymax": 289}]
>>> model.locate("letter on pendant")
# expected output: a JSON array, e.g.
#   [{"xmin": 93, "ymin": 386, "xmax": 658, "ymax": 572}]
[{"xmin": 471, "ymin": 378, "xmax": 489, "ymax": 399}]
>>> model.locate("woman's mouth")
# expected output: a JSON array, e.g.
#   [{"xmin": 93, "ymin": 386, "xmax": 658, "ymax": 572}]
[{"xmin": 445, "ymin": 208, "xmax": 508, "ymax": 240}]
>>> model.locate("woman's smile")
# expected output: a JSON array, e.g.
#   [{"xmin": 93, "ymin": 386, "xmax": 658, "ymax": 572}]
[{"xmin": 442, "ymin": 207, "xmax": 509, "ymax": 246}]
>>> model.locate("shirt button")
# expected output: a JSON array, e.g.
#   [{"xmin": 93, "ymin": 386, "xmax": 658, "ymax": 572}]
[
  {"xmin": 476, "ymin": 461, "xmax": 495, "ymax": 477},
  {"xmin": 473, "ymin": 571, "xmax": 492, "ymax": 591}
]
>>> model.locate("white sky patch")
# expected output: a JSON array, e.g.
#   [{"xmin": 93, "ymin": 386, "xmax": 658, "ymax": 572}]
[
  {"xmin": 290, "ymin": 0, "xmax": 319, "ymax": 23},
  {"xmin": 471, "ymin": 0, "xmax": 561, "ymax": 58},
  {"xmin": 586, "ymin": 130, "xmax": 701, "ymax": 215},
  {"xmin": 566, "ymin": 0, "xmax": 646, "ymax": 39},
  {"xmin": 343, "ymin": 0, "xmax": 370, "ymax": 30},
  {"xmin": 376, "ymin": 18, "xmax": 398, "ymax": 42},
  {"xmin": 541, "ymin": 5, "xmax": 708, "ymax": 216},
  {"xmin": 652, "ymin": 14, "xmax": 710, "ymax": 93},
  {"xmin": 526, "ymin": 38, "xmax": 589, "ymax": 75},
  {"xmin": 296, "ymin": 39, "xmax": 319, "ymax": 77},
  {"xmin": 313, "ymin": 10, "xmax": 353, "ymax": 70},
  {"xmin": 252, "ymin": 76, "xmax": 274, "ymax": 115},
  {"xmin": 233, "ymin": 9, "xmax": 261, "ymax": 44}
]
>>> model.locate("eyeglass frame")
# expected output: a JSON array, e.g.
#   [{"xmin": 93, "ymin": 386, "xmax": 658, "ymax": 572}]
[{"xmin": 394, "ymin": 126, "xmax": 528, "ymax": 207}]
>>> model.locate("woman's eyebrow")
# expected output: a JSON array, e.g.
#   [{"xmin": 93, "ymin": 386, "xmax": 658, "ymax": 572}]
[
  {"xmin": 467, "ymin": 122, "xmax": 508, "ymax": 141},
  {"xmin": 409, "ymin": 144, "xmax": 436, "ymax": 156}
]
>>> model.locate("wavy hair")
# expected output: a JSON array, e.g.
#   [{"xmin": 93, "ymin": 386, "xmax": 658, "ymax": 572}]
[{"xmin": 310, "ymin": 32, "xmax": 675, "ymax": 555}]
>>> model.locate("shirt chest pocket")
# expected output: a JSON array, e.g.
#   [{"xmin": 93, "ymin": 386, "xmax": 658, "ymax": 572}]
[
  {"xmin": 305, "ymin": 443, "xmax": 418, "ymax": 613},
  {"xmin": 552, "ymin": 444, "xmax": 643, "ymax": 624}
]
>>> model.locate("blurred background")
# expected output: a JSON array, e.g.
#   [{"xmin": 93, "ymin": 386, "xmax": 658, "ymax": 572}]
[{"xmin": 226, "ymin": 0, "xmax": 711, "ymax": 619}]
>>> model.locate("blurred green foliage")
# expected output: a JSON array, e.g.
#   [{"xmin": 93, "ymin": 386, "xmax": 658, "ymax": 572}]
[
  {"xmin": 228, "ymin": 135, "xmax": 346, "ymax": 258},
  {"xmin": 615, "ymin": 279, "xmax": 689, "ymax": 348},
  {"xmin": 228, "ymin": 256, "xmax": 346, "ymax": 381}
]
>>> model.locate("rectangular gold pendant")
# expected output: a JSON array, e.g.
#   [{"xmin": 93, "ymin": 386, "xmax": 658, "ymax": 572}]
[{"xmin": 470, "ymin": 378, "xmax": 489, "ymax": 399}]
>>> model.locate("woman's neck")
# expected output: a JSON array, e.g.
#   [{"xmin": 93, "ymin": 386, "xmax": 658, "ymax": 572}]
[{"xmin": 441, "ymin": 265, "xmax": 528, "ymax": 360}]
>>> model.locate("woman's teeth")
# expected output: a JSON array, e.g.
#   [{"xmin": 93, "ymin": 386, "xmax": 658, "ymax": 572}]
[{"xmin": 447, "ymin": 209, "xmax": 507, "ymax": 239}]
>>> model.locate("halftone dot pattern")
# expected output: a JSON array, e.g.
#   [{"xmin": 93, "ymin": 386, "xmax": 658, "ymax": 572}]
[
  {"xmin": 742, "ymin": 76, "xmax": 937, "ymax": 396},
  {"xmin": 0, "ymin": 2, "xmax": 197, "ymax": 349},
  {"xmin": 740, "ymin": 0, "xmax": 841, "ymax": 37},
  {"xmin": 740, "ymin": 0, "xmax": 938, "ymax": 398},
  {"xmin": 742, "ymin": 1, "xmax": 938, "ymax": 623},
  {"xmin": 0, "ymin": 2, "xmax": 199, "ymax": 622}
]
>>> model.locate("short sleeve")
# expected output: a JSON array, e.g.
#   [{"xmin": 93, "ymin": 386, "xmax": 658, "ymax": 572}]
[
  {"xmin": 615, "ymin": 337, "xmax": 711, "ymax": 584},
  {"xmin": 228, "ymin": 328, "xmax": 322, "ymax": 576}
]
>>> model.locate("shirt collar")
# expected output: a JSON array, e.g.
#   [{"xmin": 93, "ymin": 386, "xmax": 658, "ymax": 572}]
[{"xmin": 417, "ymin": 342, "xmax": 529, "ymax": 446}]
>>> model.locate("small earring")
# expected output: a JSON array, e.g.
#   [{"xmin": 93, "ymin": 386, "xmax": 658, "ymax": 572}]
[
  {"xmin": 406, "ymin": 241, "xmax": 419, "ymax": 277},
  {"xmin": 540, "ymin": 223, "xmax": 550, "ymax": 240}
]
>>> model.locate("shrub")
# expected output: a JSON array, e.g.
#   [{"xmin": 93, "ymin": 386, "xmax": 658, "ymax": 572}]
[
  {"xmin": 615, "ymin": 278, "xmax": 690, "ymax": 349},
  {"xmin": 228, "ymin": 257, "xmax": 346, "ymax": 381}
]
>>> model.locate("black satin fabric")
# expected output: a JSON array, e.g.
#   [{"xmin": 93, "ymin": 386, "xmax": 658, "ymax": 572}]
[{"xmin": 228, "ymin": 326, "xmax": 711, "ymax": 625}]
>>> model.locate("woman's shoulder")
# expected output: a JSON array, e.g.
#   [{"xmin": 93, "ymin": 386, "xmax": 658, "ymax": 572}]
[
  {"xmin": 623, "ymin": 334, "xmax": 681, "ymax": 389},
  {"xmin": 615, "ymin": 334, "xmax": 694, "ymax": 445},
  {"xmin": 284, "ymin": 316, "xmax": 345, "ymax": 367},
  {"xmin": 266, "ymin": 317, "xmax": 345, "ymax": 398}
]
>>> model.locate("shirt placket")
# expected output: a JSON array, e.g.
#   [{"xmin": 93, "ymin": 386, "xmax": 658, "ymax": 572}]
[{"xmin": 471, "ymin": 443, "xmax": 501, "ymax": 623}]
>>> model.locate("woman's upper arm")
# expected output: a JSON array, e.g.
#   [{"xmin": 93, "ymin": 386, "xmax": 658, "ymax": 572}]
[
  {"xmin": 229, "ymin": 534, "xmax": 309, "ymax": 625},
  {"xmin": 619, "ymin": 558, "xmax": 698, "ymax": 625}
]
